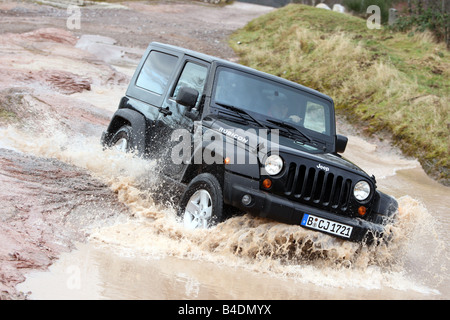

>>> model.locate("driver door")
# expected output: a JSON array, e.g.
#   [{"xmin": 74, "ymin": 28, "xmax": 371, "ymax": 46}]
[{"xmin": 157, "ymin": 58, "xmax": 210, "ymax": 179}]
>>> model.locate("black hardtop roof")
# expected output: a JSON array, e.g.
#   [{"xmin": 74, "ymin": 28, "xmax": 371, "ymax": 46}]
[{"xmin": 149, "ymin": 42, "xmax": 334, "ymax": 103}]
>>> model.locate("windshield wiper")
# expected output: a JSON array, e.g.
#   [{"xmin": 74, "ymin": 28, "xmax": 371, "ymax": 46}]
[
  {"xmin": 215, "ymin": 102, "xmax": 268, "ymax": 129},
  {"xmin": 265, "ymin": 119, "xmax": 313, "ymax": 143}
]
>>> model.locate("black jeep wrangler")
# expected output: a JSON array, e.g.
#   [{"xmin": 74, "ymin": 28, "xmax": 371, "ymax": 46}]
[{"xmin": 101, "ymin": 42, "xmax": 398, "ymax": 243}]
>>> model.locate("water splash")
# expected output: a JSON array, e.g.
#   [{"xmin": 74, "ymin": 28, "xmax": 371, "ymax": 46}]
[{"xmin": 1, "ymin": 117, "xmax": 446, "ymax": 296}]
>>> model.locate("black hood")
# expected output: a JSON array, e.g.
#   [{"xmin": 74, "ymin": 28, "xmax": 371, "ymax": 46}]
[{"xmin": 201, "ymin": 115, "xmax": 371, "ymax": 180}]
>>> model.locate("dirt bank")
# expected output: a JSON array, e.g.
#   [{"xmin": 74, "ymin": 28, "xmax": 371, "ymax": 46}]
[{"xmin": 0, "ymin": 0, "xmax": 273, "ymax": 299}]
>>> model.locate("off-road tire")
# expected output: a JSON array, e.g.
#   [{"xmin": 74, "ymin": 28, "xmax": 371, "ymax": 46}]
[{"xmin": 178, "ymin": 173, "xmax": 224, "ymax": 229}]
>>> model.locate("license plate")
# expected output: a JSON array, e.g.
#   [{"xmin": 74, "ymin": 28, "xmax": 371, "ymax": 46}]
[{"xmin": 301, "ymin": 214, "xmax": 353, "ymax": 238}]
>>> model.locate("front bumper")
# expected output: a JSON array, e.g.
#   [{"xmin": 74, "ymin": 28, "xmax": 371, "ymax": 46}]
[{"xmin": 223, "ymin": 171, "xmax": 388, "ymax": 243}]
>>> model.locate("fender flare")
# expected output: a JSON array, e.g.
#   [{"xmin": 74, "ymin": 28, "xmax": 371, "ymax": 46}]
[
  {"xmin": 104, "ymin": 108, "xmax": 148, "ymax": 155},
  {"xmin": 370, "ymin": 190, "xmax": 398, "ymax": 224}
]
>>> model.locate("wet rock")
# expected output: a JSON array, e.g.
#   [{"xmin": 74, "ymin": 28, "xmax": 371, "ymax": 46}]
[
  {"xmin": 0, "ymin": 148, "xmax": 130, "ymax": 299},
  {"xmin": 20, "ymin": 28, "xmax": 77, "ymax": 46},
  {"xmin": 25, "ymin": 70, "xmax": 91, "ymax": 94}
]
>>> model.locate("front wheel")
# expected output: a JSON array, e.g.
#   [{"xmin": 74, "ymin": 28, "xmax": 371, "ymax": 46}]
[{"xmin": 178, "ymin": 173, "xmax": 224, "ymax": 229}]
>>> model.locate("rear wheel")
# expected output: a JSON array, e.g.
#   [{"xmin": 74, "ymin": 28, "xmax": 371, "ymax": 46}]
[
  {"xmin": 110, "ymin": 125, "xmax": 133, "ymax": 152},
  {"xmin": 178, "ymin": 173, "xmax": 224, "ymax": 229}
]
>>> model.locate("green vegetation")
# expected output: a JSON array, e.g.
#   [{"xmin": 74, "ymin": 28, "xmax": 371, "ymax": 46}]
[
  {"xmin": 229, "ymin": 4, "xmax": 449, "ymax": 185},
  {"xmin": 0, "ymin": 90, "xmax": 19, "ymax": 123},
  {"xmin": 392, "ymin": 0, "xmax": 450, "ymax": 49},
  {"xmin": 0, "ymin": 107, "xmax": 16, "ymax": 123}
]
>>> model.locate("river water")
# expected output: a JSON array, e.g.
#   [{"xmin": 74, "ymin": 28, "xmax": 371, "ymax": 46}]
[{"xmin": 11, "ymin": 128, "xmax": 450, "ymax": 300}]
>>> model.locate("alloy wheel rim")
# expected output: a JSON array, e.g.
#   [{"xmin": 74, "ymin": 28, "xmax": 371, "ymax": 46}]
[
  {"xmin": 183, "ymin": 189, "xmax": 213, "ymax": 229},
  {"xmin": 113, "ymin": 137, "xmax": 128, "ymax": 152}
]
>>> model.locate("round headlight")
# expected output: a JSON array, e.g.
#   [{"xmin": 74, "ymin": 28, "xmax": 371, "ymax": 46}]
[
  {"xmin": 264, "ymin": 155, "xmax": 283, "ymax": 176},
  {"xmin": 354, "ymin": 180, "xmax": 371, "ymax": 201}
]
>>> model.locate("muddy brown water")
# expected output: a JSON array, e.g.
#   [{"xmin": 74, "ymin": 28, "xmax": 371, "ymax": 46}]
[
  {"xmin": 9, "ymin": 125, "xmax": 450, "ymax": 299},
  {"xmin": 0, "ymin": 1, "xmax": 448, "ymax": 300}
]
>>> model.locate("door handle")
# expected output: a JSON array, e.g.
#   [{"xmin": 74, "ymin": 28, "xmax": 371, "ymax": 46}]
[{"xmin": 159, "ymin": 106, "xmax": 172, "ymax": 117}]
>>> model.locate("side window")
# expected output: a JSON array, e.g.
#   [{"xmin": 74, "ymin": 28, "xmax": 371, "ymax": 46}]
[
  {"xmin": 136, "ymin": 51, "xmax": 178, "ymax": 95},
  {"xmin": 173, "ymin": 62, "xmax": 208, "ymax": 109}
]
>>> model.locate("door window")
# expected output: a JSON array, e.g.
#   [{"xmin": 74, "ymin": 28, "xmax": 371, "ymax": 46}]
[
  {"xmin": 164, "ymin": 61, "xmax": 208, "ymax": 125},
  {"xmin": 172, "ymin": 62, "xmax": 208, "ymax": 109}
]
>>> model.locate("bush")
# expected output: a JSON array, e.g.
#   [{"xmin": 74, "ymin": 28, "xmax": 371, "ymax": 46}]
[{"xmin": 391, "ymin": 1, "xmax": 450, "ymax": 49}]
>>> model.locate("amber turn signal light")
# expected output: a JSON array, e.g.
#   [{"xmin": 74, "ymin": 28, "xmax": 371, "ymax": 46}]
[
  {"xmin": 262, "ymin": 178, "xmax": 272, "ymax": 189},
  {"xmin": 358, "ymin": 206, "xmax": 367, "ymax": 216}
]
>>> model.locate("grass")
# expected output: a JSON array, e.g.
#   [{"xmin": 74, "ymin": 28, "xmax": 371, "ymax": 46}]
[
  {"xmin": 0, "ymin": 108, "xmax": 17, "ymax": 123},
  {"xmin": 229, "ymin": 4, "xmax": 449, "ymax": 186},
  {"xmin": 0, "ymin": 92, "xmax": 19, "ymax": 124}
]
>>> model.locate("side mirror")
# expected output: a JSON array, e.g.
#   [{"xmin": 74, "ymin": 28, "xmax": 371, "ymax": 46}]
[
  {"xmin": 176, "ymin": 87, "xmax": 199, "ymax": 111},
  {"xmin": 335, "ymin": 134, "xmax": 348, "ymax": 153}
]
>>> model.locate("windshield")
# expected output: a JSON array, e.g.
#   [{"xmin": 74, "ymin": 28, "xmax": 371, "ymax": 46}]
[{"xmin": 213, "ymin": 67, "xmax": 333, "ymax": 137}]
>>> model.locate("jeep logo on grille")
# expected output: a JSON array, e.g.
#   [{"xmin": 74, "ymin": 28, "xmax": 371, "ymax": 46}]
[{"xmin": 316, "ymin": 163, "xmax": 329, "ymax": 172}]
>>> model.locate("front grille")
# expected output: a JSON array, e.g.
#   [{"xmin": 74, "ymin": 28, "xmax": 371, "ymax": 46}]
[{"xmin": 284, "ymin": 163, "xmax": 352, "ymax": 213}]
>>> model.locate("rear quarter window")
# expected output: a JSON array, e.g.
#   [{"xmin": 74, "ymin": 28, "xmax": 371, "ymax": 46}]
[{"xmin": 136, "ymin": 51, "xmax": 178, "ymax": 95}]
